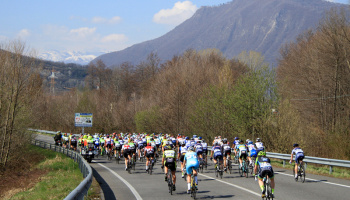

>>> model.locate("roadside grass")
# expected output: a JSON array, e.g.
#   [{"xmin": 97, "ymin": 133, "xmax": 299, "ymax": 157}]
[
  {"xmin": 270, "ymin": 159, "xmax": 350, "ymax": 180},
  {"xmin": 9, "ymin": 145, "xmax": 83, "ymax": 200}
]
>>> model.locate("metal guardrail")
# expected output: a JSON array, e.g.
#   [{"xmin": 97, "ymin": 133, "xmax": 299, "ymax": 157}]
[
  {"xmin": 266, "ymin": 152, "xmax": 350, "ymax": 174},
  {"xmin": 31, "ymin": 139, "xmax": 92, "ymax": 200},
  {"xmin": 28, "ymin": 128, "xmax": 57, "ymax": 135},
  {"xmin": 207, "ymin": 146, "xmax": 350, "ymax": 174}
]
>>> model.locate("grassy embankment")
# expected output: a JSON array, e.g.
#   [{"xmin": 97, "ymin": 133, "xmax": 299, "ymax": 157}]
[{"xmin": 8, "ymin": 145, "xmax": 100, "ymax": 200}]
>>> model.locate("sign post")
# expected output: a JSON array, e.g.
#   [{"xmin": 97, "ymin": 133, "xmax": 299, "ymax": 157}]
[{"xmin": 75, "ymin": 113, "xmax": 93, "ymax": 134}]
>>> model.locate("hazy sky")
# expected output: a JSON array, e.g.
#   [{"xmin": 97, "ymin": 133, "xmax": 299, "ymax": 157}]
[{"xmin": 0, "ymin": 0, "xmax": 348, "ymax": 54}]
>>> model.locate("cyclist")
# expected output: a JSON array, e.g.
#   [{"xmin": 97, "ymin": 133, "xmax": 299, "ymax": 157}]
[
  {"xmin": 121, "ymin": 141, "xmax": 131, "ymax": 170},
  {"xmin": 70, "ymin": 135, "xmax": 77, "ymax": 151},
  {"xmin": 210, "ymin": 141, "xmax": 223, "ymax": 170},
  {"xmin": 222, "ymin": 138, "xmax": 231, "ymax": 172},
  {"xmin": 62, "ymin": 133, "xmax": 69, "ymax": 148},
  {"xmin": 162, "ymin": 145, "xmax": 177, "ymax": 191},
  {"xmin": 254, "ymin": 151, "xmax": 275, "ymax": 198},
  {"xmin": 99, "ymin": 136, "xmax": 105, "ymax": 156},
  {"xmin": 235, "ymin": 140, "xmax": 248, "ymax": 169},
  {"xmin": 184, "ymin": 146, "xmax": 199, "ymax": 194},
  {"xmin": 289, "ymin": 143, "xmax": 304, "ymax": 180},
  {"xmin": 144, "ymin": 142, "xmax": 155, "ymax": 171},
  {"xmin": 105, "ymin": 135, "xmax": 113, "ymax": 155},
  {"xmin": 194, "ymin": 140, "xmax": 204, "ymax": 163},
  {"xmin": 178, "ymin": 140, "xmax": 188, "ymax": 178},
  {"xmin": 114, "ymin": 137, "xmax": 122, "ymax": 159},
  {"xmin": 255, "ymin": 138, "xmax": 265, "ymax": 154},
  {"xmin": 247, "ymin": 140, "xmax": 257, "ymax": 166},
  {"xmin": 137, "ymin": 136, "xmax": 145, "ymax": 160},
  {"xmin": 128, "ymin": 138, "xmax": 136, "ymax": 163},
  {"xmin": 232, "ymin": 137, "xmax": 240, "ymax": 159},
  {"xmin": 54, "ymin": 131, "xmax": 62, "ymax": 146}
]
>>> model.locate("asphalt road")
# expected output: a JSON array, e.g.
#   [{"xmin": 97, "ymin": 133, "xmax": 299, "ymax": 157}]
[{"xmin": 35, "ymin": 134, "xmax": 350, "ymax": 200}]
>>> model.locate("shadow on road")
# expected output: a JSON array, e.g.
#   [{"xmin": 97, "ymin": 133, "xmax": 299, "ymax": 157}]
[
  {"xmin": 198, "ymin": 194, "xmax": 235, "ymax": 199},
  {"xmin": 92, "ymin": 167, "xmax": 116, "ymax": 200}
]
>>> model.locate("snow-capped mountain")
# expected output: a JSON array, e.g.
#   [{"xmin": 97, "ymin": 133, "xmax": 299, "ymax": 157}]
[{"xmin": 39, "ymin": 50, "xmax": 105, "ymax": 65}]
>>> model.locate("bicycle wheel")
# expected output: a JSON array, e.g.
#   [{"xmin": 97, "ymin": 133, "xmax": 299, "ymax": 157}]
[
  {"xmin": 149, "ymin": 162, "xmax": 153, "ymax": 175},
  {"xmin": 300, "ymin": 164, "xmax": 306, "ymax": 183},
  {"xmin": 191, "ymin": 174, "xmax": 196, "ymax": 199},
  {"xmin": 267, "ymin": 179, "xmax": 274, "ymax": 200},
  {"xmin": 168, "ymin": 172, "xmax": 173, "ymax": 195},
  {"xmin": 128, "ymin": 161, "xmax": 132, "ymax": 174},
  {"xmin": 238, "ymin": 163, "xmax": 243, "ymax": 177},
  {"xmin": 219, "ymin": 163, "xmax": 223, "ymax": 179},
  {"xmin": 293, "ymin": 164, "xmax": 297, "ymax": 181},
  {"xmin": 228, "ymin": 160, "xmax": 232, "ymax": 174},
  {"xmin": 244, "ymin": 161, "xmax": 249, "ymax": 178}
]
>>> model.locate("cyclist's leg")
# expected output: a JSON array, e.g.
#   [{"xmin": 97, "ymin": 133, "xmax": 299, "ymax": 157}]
[{"xmin": 146, "ymin": 156, "xmax": 150, "ymax": 170}]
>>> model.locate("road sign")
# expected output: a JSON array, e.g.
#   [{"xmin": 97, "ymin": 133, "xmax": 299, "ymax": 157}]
[{"xmin": 75, "ymin": 113, "xmax": 93, "ymax": 127}]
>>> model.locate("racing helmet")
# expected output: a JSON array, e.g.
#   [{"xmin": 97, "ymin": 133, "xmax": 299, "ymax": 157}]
[
  {"xmin": 293, "ymin": 143, "xmax": 299, "ymax": 147},
  {"xmin": 258, "ymin": 151, "xmax": 266, "ymax": 157},
  {"xmin": 188, "ymin": 146, "xmax": 195, "ymax": 151}
]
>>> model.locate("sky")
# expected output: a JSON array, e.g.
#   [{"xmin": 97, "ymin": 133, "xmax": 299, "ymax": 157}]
[{"xmin": 0, "ymin": 0, "xmax": 348, "ymax": 55}]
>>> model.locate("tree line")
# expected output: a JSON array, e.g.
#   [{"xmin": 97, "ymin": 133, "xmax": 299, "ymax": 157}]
[{"xmin": 1, "ymin": 8, "xmax": 349, "ymax": 173}]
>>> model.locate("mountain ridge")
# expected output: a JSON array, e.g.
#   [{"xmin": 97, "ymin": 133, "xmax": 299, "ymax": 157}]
[{"xmin": 92, "ymin": 0, "xmax": 344, "ymax": 67}]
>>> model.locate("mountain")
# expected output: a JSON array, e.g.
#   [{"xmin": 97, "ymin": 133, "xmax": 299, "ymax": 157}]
[
  {"xmin": 39, "ymin": 50, "xmax": 105, "ymax": 65},
  {"xmin": 92, "ymin": 0, "xmax": 345, "ymax": 68}
]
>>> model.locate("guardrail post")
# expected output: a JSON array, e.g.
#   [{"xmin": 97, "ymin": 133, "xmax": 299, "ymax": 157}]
[
  {"xmin": 305, "ymin": 162, "xmax": 307, "ymax": 170},
  {"xmin": 283, "ymin": 160, "xmax": 285, "ymax": 167},
  {"xmin": 329, "ymin": 166, "xmax": 333, "ymax": 174}
]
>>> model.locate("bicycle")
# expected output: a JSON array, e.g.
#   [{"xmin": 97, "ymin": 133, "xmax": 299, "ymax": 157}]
[
  {"xmin": 115, "ymin": 150, "xmax": 121, "ymax": 164},
  {"xmin": 188, "ymin": 167, "xmax": 197, "ymax": 199},
  {"xmin": 198, "ymin": 158, "xmax": 204, "ymax": 173},
  {"xmin": 225, "ymin": 155, "xmax": 232, "ymax": 174},
  {"xmin": 234, "ymin": 153, "xmax": 239, "ymax": 164},
  {"xmin": 262, "ymin": 175, "xmax": 274, "ymax": 200},
  {"xmin": 167, "ymin": 169, "xmax": 174, "ymax": 195},
  {"xmin": 239, "ymin": 159, "xmax": 249, "ymax": 178},
  {"xmin": 107, "ymin": 148, "xmax": 114, "ymax": 161},
  {"xmin": 249, "ymin": 156, "xmax": 256, "ymax": 175},
  {"xmin": 148, "ymin": 157, "xmax": 155, "ymax": 175},
  {"xmin": 215, "ymin": 161, "xmax": 223, "ymax": 179},
  {"xmin": 131, "ymin": 153, "xmax": 136, "ymax": 170},
  {"xmin": 293, "ymin": 161, "xmax": 306, "ymax": 183},
  {"xmin": 127, "ymin": 158, "xmax": 132, "ymax": 174},
  {"xmin": 202, "ymin": 153, "xmax": 208, "ymax": 170}
]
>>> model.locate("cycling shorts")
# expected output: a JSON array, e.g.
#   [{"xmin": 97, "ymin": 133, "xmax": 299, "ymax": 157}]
[
  {"xmin": 146, "ymin": 153, "xmax": 155, "ymax": 158},
  {"xmin": 214, "ymin": 155, "xmax": 223, "ymax": 161},
  {"xmin": 180, "ymin": 155, "xmax": 185, "ymax": 163},
  {"xmin": 106, "ymin": 144, "xmax": 112, "ymax": 149},
  {"xmin": 196, "ymin": 151, "xmax": 203, "ymax": 156},
  {"xmin": 239, "ymin": 152, "xmax": 247, "ymax": 160},
  {"xmin": 295, "ymin": 154, "xmax": 304, "ymax": 164},
  {"xmin": 137, "ymin": 145, "xmax": 144, "ymax": 150},
  {"xmin": 123, "ymin": 150, "xmax": 131, "ymax": 158},
  {"xmin": 115, "ymin": 146, "xmax": 121, "ymax": 151},
  {"xmin": 258, "ymin": 168, "xmax": 274, "ymax": 179},
  {"xmin": 165, "ymin": 160, "xmax": 176, "ymax": 171},
  {"xmin": 249, "ymin": 149, "xmax": 257, "ymax": 157},
  {"xmin": 224, "ymin": 150, "xmax": 231, "ymax": 157},
  {"xmin": 186, "ymin": 160, "xmax": 199, "ymax": 175}
]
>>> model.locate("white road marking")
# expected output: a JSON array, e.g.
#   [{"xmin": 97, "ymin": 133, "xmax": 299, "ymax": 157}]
[
  {"xmin": 177, "ymin": 167, "xmax": 261, "ymax": 197},
  {"xmin": 275, "ymin": 171, "xmax": 350, "ymax": 189},
  {"xmin": 94, "ymin": 162, "xmax": 143, "ymax": 200}
]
